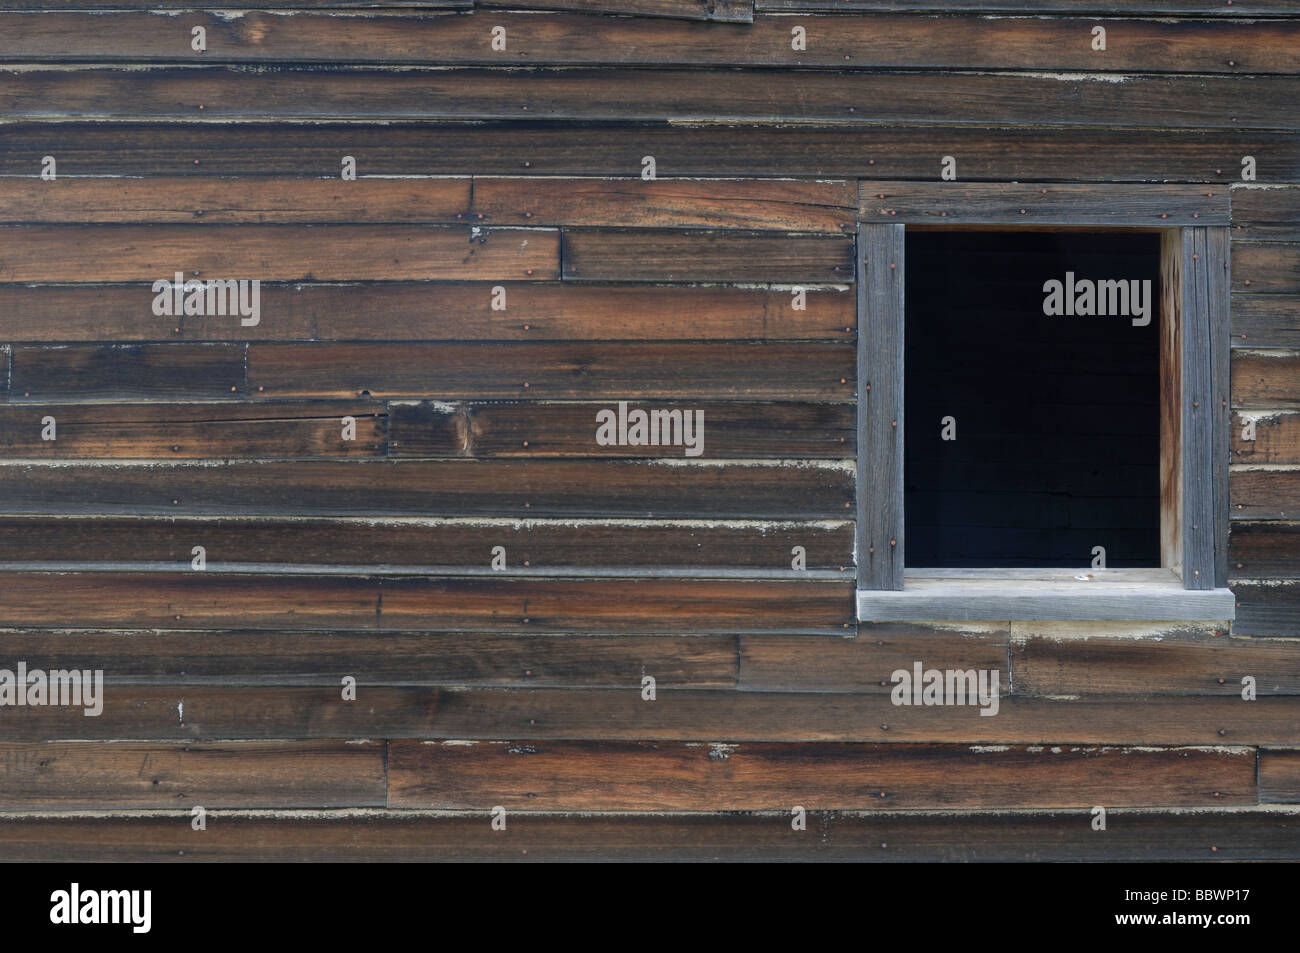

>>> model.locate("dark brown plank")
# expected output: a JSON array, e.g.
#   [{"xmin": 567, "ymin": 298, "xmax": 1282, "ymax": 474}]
[
  {"xmin": 1, "ymin": 807, "xmax": 1295, "ymax": 862},
  {"xmin": 1232, "ymin": 186, "xmax": 1300, "ymax": 241},
  {"xmin": 248, "ymin": 342, "xmax": 855, "ymax": 400},
  {"xmin": 0, "ymin": 630, "xmax": 739, "ymax": 687},
  {"xmin": 10, "ymin": 344, "xmax": 245, "ymax": 401},
  {"xmin": 0, "ymin": 742, "xmax": 385, "ymax": 810},
  {"xmin": 0, "ymin": 282, "xmax": 854, "ymax": 343},
  {"xmin": 475, "ymin": 177, "xmax": 856, "ymax": 231},
  {"xmin": 1232, "ymin": 242, "xmax": 1300, "ymax": 294},
  {"xmin": 739, "ymin": 623, "xmax": 1008, "ymax": 692},
  {"xmin": 0, "ymin": 460, "xmax": 855, "ymax": 517},
  {"xmin": 6, "ymin": 684, "xmax": 1299, "ymax": 744},
  {"xmin": 1261, "ymin": 749, "xmax": 1300, "ymax": 803},
  {"xmin": 1231, "ymin": 350, "xmax": 1300, "ymax": 408},
  {"xmin": 0, "ymin": 225, "xmax": 558, "ymax": 282},
  {"xmin": 475, "ymin": 0, "xmax": 753, "ymax": 21},
  {"xmin": 561, "ymin": 229, "xmax": 853, "ymax": 282},
  {"xmin": 1230, "ymin": 522, "xmax": 1300, "ymax": 577},
  {"xmin": 861, "ymin": 181, "xmax": 1229, "ymax": 225},
  {"xmin": 1231, "ymin": 580, "xmax": 1300, "ymax": 636},
  {"xmin": 3, "ymin": 68, "xmax": 1293, "ymax": 129},
  {"xmin": 757, "ymin": 0, "xmax": 1297, "ymax": 13},
  {"xmin": 0, "ymin": 516, "xmax": 853, "ymax": 572},
  {"xmin": 0, "ymin": 0, "xmax": 471, "ymax": 7},
  {"xmin": 1231, "ymin": 467, "xmax": 1300, "ymax": 519},
  {"xmin": 0, "ymin": 176, "xmax": 471, "ymax": 224},
  {"xmin": 388, "ymin": 400, "xmax": 853, "ymax": 458},
  {"xmin": 377, "ymin": 577, "xmax": 855, "ymax": 633},
  {"xmin": 0, "ymin": 575, "xmax": 854, "ymax": 632},
  {"xmin": 1233, "ymin": 295, "xmax": 1300, "ymax": 349},
  {"xmin": 1011, "ymin": 622, "xmax": 1300, "ymax": 694},
  {"xmin": 387, "ymin": 741, "xmax": 1254, "ymax": 810},
  {"xmin": 0, "ymin": 402, "xmax": 384, "ymax": 458},
  {"xmin": 20, "ymin": 13, "xmax": 1293, "ymax": 72},
  {"xmin": 4, "ymin": 122, "xmax": 1295, "ymax": 181},
  {"xmin": 1232, "ymin": 410, "xmax": 1300, "ymax": 464}
]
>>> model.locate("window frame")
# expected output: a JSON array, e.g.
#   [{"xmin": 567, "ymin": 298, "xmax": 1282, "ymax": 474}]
[{"xmin": 854, "ymin": 183, "xmax": 1234, "ymax": 622}]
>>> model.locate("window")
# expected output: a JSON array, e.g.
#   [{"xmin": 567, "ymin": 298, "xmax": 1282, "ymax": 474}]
[{"xmin": 854, "ymin": 184, "xmax": 1234, "ymax": 622}]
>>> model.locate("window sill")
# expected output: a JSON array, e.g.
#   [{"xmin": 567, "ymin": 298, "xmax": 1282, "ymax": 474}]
[{"xmin": 856, "ymin": 568, "xmax": 1235, "ymax": 622}]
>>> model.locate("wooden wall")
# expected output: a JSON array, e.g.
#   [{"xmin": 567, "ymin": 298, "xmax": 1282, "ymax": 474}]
[{"xmin": 0, "ymin": 0, "xmax": 1297, "ymax": 861}]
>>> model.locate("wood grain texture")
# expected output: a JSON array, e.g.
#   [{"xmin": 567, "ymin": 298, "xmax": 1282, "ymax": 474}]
[
  {"xmin": 561, "ymin": 229, "xmax": 854, "ymax": 281},
  {"xmin": 5, "ymin": 685, "xmax": 1298, "ymax": 744},
  {"xmin": 0, "ymin": 460, "xmax": 855, "ymax": 517},
  {"xmin": 1232, "ymin": 186, "xmax": 1300, "ymax": 241},
  {"xmin": 5, "ymin": 13, "xmax": 1297, "ymax": 72},
  {"xmin": 0, "ymin": 516, "xmax": 854, "ymax": 572},
  {"xmin": 474, "ymin": 0, "xmax": 754, "ymax": 21},
  {"xmin": 0, "ymin": 176, "xmax": 472, "ymax": 224},
  {"xmin": 3, "ymin": 68, "xmax": 1293, "ymax": 128},
  {"xmin": 1233, "ymin": 295, "xmax": 1300, "ymax": 349},
  {"xmin": 1260, "ymin": 749, "xmax": 1300, "ymax": 803},
  {"xmin": 0, "ymin": 741, "xmax": 385, "ymax": 809},
  {"xmin": 757, "ymin": 0, "xmax": 1297, "ymax": 13},
  {"xmin": 0, "ymin": 282, "xmax": 854, "ymax": 343},
  {"xmin": 1232, "ymin": 242, "xmax": 1300, "ymax": 293},
  {"xmin": 860, "ymin": 182, "xmax": 1229, "ymax": 226},
  {"xmin": 1182, "ymin": 227, "xmax": 1216, "ymax": 589},
  {"xmin": 0, "ymin": 574, "xmax": 855, "ymax": 632},
  {"xmin": 3, "ymin": 122, "xmax": 1293, "ymax": 181},
  {"xmin": 1, "ymin": 807, "xmax": 1295, "ymax": 862},
  {"xmin": 11, "ymin": 344, "xmax": 245, "ymax": 400},
  {"xmin": 1229, "ymin": 521, "xmax": 1300, "ymax": 576},
  {"xmin": 0, "ymin": 630, "xmax": 741, "ymax": 687},
  {"xmin": 1231, "ymin": 580, "xmax": 1300, "ymax": 636},
  {"xmin": 1231, "ymin": 467, "xmax": 1300, "ymax": 519},
  {"xmin": 858, "ymin": 223, "xmax": 905, "ymax": 590},
  {"xmin": 0, "ymin": 402, "xmax": 385, "ymax": 457},
  {"xmin": 1231, "ymin": 350, "xmax": 1300, "ymax": 408},
  {"xmin": 388, "ymin": 400, "xmax": 854, "ymax": 458},
  {"xmin": 1011, "ymin": 623, "xmax": 1300, "ymax": 694},
  {"xmin": 0, "ymin": 225, "xmax": 558, "ymax": 282},
  {"xmin": 247, "ymin": 342, "xmax": 855, "ymax": 400},
  {"xmin": 387, "ymin": 741, "xmax": 1254, "ymax": 810}
]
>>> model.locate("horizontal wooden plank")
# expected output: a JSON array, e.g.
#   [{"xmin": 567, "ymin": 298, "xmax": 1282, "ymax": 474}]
[
  {"xmin": 561, "ymin": 229, "xmax": 853, "ymax": 281},
  {"xmin": 1, "ymin": 807, "xmax": 1296, "ymax": 862},
  {"xmin": 0, "ymin": 176, "xmax": 472, "ymax": 225},
  {"xmin": 1231, "ymin": 350, "xmax": 1300, "ymax": 408},
  {"xmin": 0, "ymin": 225, "xmax": 559, "ymax": 282},
  {"xmin": 389, "ymin": 400, "xmax": 853, "ymax": 458},
  {"xmin": 0, "ymin": 0, "xmax": 472, "ymax": 7},
  {"xmin": 1229, "ymin": 522, "xmax": 1300, "ymax": 577},
  {"xmin": 1011, "ymin": 622, "xmax": 1300, "ymax": 694},
  {"xmin": 1260, "ymin": 749, "xmax": 1300, "ymax": 803},
  {"xmin": 1232, "ymin": 242, "xmax": 1300, "ymax": 294},
  {"xmin": 1230, "ymin": 580, "xmax": 1300, "ymax": 636},
  {"xmin": 1232, "ymin": 410, "xmax": 1300, "ymax": 464},
  {"xmin": 475, "ymin": 0, "xmax": 754, "ymax": 21},
  {"xmin": 3, "ymin": 122, "xmax": 1294, "ymax": 181},
  {"xmin": 1233, "ymin": 295, "xmax": 1300, "ymax": 349},
  {"xmin": 388, "ymin": 741, "xmax": 1254, "ymax": 810},
  {"xmin": 6, "ymin": 13, "xmax": 1295, "ymax": 73},
  {"xmin": 739, "ymin": 623, "xmax": 1008, "ymax": 692},
  {"xmin": 0, "ymin": 741, "xmax": 385, "ymax": 810},
  {"xmin": 474, "ymin": 177, "xmax": 856, "ymax": 231},
  {"xmin": 1232, "ymin": 186, "xmax": 1300, "ymax": 240},
  {"xmin": 0, "ymin": 516, "xmax": 854, "ymax": 572},
  {"xmin": 2, "ymin": 68, "xmax": 1292, "ymax": 129},
  {"xmin": 0, "ymin": 460, "xmax": 854, "ymax": 517},
  {"xmin": 0, "ymin": 575, "xmax": 855, "ymax": 632},
  {"xmin": 0, "ymin": 630, "xmax": 740, "ymax": 687},
  {"xmin": 0, "ymin": 402, "xmax": 384, "ymax": 457},
  {"xmin": 4, "ymin": 684, "xmax": 1298, "ymax": 744},
  {"xmin": 11, "ymin": 344, "xmax": 245, "ymax": 400},
  {"xmin": 0, "ymin": 282, "xmax": 854, "ymax": 343},
  {"xmin": 756, "ymin": 0, "xmax": 1297, "ymax": 14},
  {"xmin": 247, "ymin": 342, "xmax": 855, "ymax": 400},
  {"xmin": 1231, "ymin": 466, "xmax": 1300, "ymax": 519},
  {"xmin": 860, "ymin": 182, "xmax": 1229, "ymax": 225}
]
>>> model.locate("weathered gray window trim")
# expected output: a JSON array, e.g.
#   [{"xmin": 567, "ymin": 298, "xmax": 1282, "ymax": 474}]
[{"xmin": 854, "ymin": 183, "xmax": 1234, "ymax": 622}]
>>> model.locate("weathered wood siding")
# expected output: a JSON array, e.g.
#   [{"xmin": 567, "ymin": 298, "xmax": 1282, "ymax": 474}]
[{"xmin": 0, "ymin": 0, "xmax": 1296, "ymax": 861}]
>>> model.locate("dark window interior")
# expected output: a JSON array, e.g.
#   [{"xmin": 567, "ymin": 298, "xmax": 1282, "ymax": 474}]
[{"xmin": 904, "ymin": 230, "xmax": 1161, "ymax": 569}]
